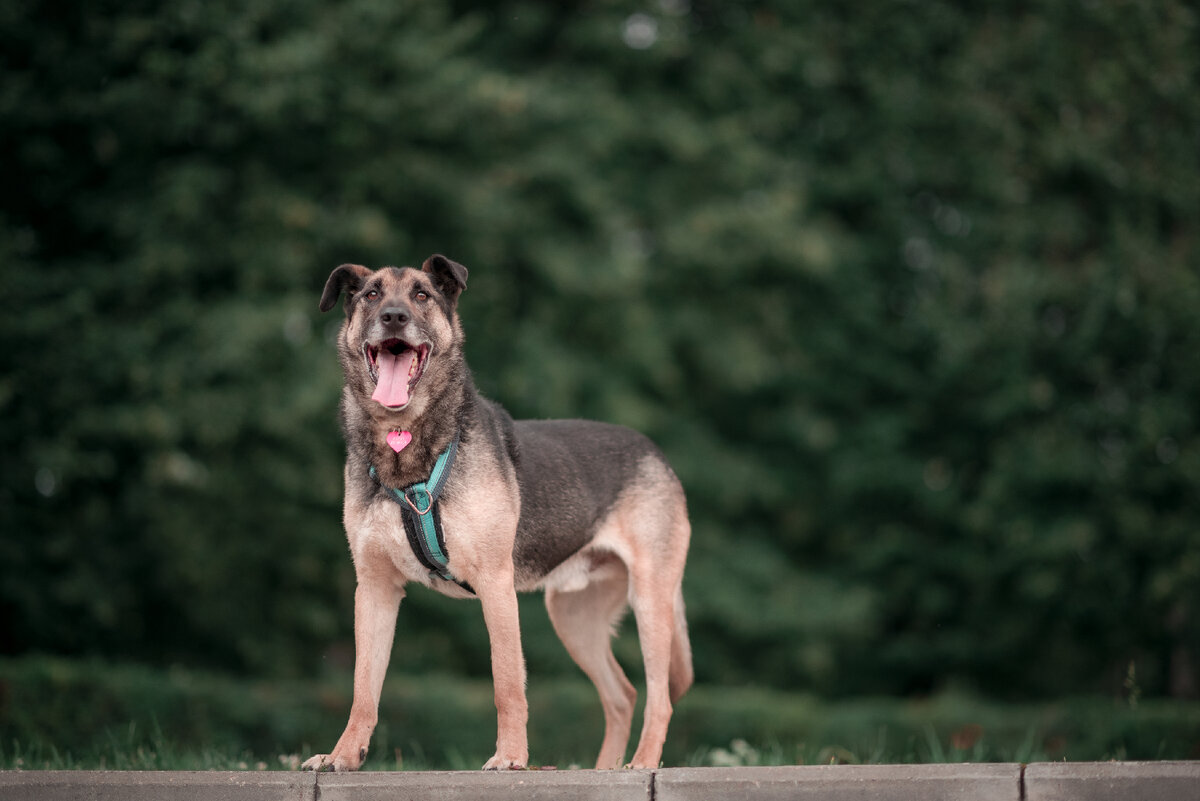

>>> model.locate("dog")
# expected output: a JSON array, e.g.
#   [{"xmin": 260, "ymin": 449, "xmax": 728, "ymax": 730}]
[{"xmin": 301, "ymin": 255, "xmax": 692, "ymax": 771}]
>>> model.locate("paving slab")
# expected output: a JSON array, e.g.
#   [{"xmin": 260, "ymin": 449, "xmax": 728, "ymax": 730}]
[
  {"xmin": 655, "ymin": 764, "xmax": 1022, "ymax": 801},
  {"xmin": 2, "ymin": 762, "xmax": 1197, "ymax": 800},
  {"xmin": 313, "ymin": 769, "xmax": 651, "ymax": 801},
  {"xmin": 0, "ymin": 770, "xmax": 316, "ymax": 801},
  {"xmin": 1025, "ymin": 761, "xmax": 1200, "ymax": 801}
]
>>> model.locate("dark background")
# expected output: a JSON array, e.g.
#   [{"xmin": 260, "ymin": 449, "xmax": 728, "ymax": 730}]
[{"xmin": 2, "ymin": 0, "xmax": 1198, "ymax": 704}]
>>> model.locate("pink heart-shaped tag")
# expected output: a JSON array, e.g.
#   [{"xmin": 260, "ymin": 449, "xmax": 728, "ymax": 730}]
[{"xmin": 386, "ymin": 430, "xmax": 412, "ymax": 453}]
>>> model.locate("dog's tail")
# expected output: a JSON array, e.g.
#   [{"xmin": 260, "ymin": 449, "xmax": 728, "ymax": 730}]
[{"xmin": 668, "ymin": 586, "xmax": 694, "ymax": 703}]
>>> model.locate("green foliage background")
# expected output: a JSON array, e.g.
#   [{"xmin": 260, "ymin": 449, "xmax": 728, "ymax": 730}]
[{"xmin": 2, "ymin": 0, "xmax": 1198, "ymax": 704}]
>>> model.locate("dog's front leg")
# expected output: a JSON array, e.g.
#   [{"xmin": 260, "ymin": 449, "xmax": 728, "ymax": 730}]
[
  {"xmin": 476, "ymin": 563, "xmax": 529, "ymax": 770},
  {"xmin": 302, "ymin": 574, "xmax": 404, "ymax": 772}
]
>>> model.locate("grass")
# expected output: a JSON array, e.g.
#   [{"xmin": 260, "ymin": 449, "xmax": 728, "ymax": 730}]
[
  {"xmin": 1, "ymin": 723, "xmax": 278, "ymax": 772},
  {"xmin": 1, "ymin": 656, "xmax": 1198, "ymax": 770}
]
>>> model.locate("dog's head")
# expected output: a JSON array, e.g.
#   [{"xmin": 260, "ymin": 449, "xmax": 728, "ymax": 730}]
[{"xmin": 319, "ymin": 255, "xmax": 468, "ymax": 417}]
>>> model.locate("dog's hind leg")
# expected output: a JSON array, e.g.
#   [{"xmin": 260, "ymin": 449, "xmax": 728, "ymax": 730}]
[
  {"xmin": 625, "ymin": 485, "xmax": 691, "ymax": 769},
  {"xmin": 545, "ymin": 559, "xmax": 636, "ymax": 770},
  {"xmin": 625, "ymin": 573, "xmax": 678, "ymax": 769}
]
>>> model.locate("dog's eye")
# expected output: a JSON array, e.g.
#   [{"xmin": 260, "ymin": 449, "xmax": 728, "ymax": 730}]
[
  {"xmin": 415, "ymin": 291, "xmax": 429, "ymax": 302},
  {"xmin": 365, "ymin": 289, "xmax": 379, "ymax": 301}
]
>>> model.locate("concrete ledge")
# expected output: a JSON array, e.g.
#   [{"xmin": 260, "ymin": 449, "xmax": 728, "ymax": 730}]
[
  {"xmin": 0, "ymin": 770, "xmax": 318, "ymax": 801},
  {"xmin": 656, "ymin": 764, "xmax": 1021, "ymax": 800},
  {"xmin": 316, "ymin": 769, "xmax": 651, "ymax": 800},
  {"xmin": 1025, "ymin": 761, "xmax": 1200, "ymax": 801},
  {"xmin": 0, "ymin": 763, "xmax": 1197, "ymax": 800}
]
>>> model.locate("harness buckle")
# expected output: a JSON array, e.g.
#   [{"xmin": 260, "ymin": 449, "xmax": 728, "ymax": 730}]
[{"xmin": 403, "ymin": 488, "xmax": 434, "ymax": 515}]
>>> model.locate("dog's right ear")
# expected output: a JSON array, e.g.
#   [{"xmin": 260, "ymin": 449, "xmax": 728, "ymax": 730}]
[{"xmin": 319, "ymin": 264, "xmax": 373, "ymax": 313}]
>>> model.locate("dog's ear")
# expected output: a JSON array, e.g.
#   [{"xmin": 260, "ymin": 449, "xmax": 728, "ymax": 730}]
[
  {"xmin": 319, "ymin": 264, "xmax": 373, "ymax": 313},
  {"xmin": 421, "ymin": 254, "xmax": 468, "ymax": 307}
]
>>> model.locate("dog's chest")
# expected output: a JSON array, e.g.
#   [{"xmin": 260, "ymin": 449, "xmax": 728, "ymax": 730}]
[
  {"xmin": 343, "ymin": 451, "xmax": 522, "ymax": 592},
  {"xmin": 347, "ymin": 497, "xmax": 439, "ymax": 586}
]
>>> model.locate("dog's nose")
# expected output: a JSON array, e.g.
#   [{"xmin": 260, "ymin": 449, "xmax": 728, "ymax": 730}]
[{"xmin": 380, "ymin": 307, "xmax": 410, "ymax": 326}]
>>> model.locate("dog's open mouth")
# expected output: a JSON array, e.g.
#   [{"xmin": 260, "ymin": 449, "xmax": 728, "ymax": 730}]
[{"xmin": 363, "ymin": 339, "xmax": 430, "ymax": 410}]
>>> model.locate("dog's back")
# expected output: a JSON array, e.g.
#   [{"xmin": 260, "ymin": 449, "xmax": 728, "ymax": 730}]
[{"xmin": 509, "ymin": 419, "xmax": 670, "ymax": 577}]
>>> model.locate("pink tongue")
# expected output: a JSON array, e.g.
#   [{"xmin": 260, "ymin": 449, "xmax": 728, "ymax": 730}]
[{"xmin": 371, "ymin": 349, "xmax": 416, "ymax": 408}]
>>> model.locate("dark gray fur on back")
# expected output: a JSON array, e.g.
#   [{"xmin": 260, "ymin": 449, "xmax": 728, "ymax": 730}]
[{"xmin": 509, "ymin": 418, "xmax": 663, "ymax": 577}]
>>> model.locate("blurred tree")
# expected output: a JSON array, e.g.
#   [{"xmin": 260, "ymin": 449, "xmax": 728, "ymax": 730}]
[{"xmin": 1, "ymin": 0, "xmax": 1197, "ymax": 697}]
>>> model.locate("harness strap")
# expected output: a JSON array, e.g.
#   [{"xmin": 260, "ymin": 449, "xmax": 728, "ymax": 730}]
[{"xmin": 369, "ymin": 435, "xmax": 474, "ymax": 594}]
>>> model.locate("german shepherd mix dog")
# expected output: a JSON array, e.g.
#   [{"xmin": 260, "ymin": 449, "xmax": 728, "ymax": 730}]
[{"xmin": 302, "ymin": 256, "xmax": 692, "ymax": 772}]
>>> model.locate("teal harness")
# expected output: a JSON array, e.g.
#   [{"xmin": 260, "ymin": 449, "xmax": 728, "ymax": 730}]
[{"xmin": 369, "ymin": 435, "xmax": 473, "ymax": 594}]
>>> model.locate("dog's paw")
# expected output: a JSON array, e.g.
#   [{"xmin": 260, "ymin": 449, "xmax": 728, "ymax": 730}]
[
  {"xmin": 300, "ymin": 754, "xmax": 332, "ymax": 772},
  {"xmin": 482, "ymin": 754, "xmax": 527, "ymax": 771},
  {"xmin": 300, "ymin": 750, "xmax": 363, "ymax": 772}
]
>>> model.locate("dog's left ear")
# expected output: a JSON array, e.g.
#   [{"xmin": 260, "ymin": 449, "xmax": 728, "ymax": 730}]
[
  {"xmin": 320, "ymin": 263, "xmax": 373, "ymax": 313},
  {"xmin": 421, "ymin": 254, "xmax": 468, "ymax": 307}
]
